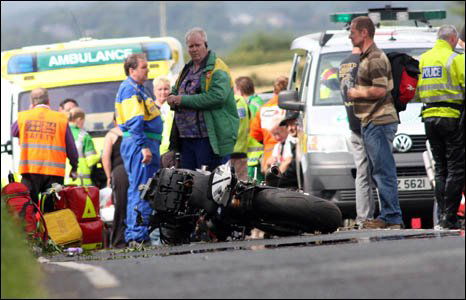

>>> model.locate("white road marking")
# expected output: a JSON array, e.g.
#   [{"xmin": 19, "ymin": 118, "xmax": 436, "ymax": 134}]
[{"xmin": 38, "ymin": 257, "xmax": 120, "ymax": 289}]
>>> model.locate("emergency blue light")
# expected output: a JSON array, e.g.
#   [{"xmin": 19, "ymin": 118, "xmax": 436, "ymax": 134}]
[
  {"xmin": 143, "ymin": 42, "xmax": 172, "ymax": 61},
  {"xmin": 7, "ymin": 54, "xmax": 34, "ymax": 74}
]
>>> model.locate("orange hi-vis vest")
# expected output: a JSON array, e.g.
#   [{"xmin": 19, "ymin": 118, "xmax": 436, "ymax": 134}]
[
  {"xmin": 18, "ymin": 106, "xmax": 69, "ymax": 177},
  {"xmin": 249, "ymin": 94, "xmax": 286, "ymax": 168}
]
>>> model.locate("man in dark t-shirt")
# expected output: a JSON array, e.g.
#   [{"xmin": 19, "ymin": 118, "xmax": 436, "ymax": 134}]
[
  {"xmin": 338, "ymin": 47, "xmax": 375, "ymax": 229},
  {"xmin": 339, "ymin": 48, "xmax": 362, "ymax": 133}
]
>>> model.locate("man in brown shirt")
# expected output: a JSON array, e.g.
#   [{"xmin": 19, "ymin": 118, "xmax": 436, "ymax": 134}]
[{"xmin": 347, "ymin": 16, "xmax": 403, "ymax": 229}]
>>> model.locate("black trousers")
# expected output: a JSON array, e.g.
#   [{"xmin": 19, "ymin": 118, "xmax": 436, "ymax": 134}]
[
  {"xmin": 21, "ymin": 173, "xmax": 64, "ymax": 206},
  {"xmin": 110, "ymin": 164, "xmax": 129, "ymax": 248},
  {"xmin": 424, "ymin": 117, "xmax": 465, "ymax": 225}
]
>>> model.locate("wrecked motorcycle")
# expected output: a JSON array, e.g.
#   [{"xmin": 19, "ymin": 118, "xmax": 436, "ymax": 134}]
[{"xmin": 139, "ymin": 164, "xmax": 342, "ymax": 245}]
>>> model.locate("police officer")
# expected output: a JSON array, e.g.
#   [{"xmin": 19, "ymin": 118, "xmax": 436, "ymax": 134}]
[{"xmin": 417, "ymin": 25, "xmax": 465, "ymax": 229}]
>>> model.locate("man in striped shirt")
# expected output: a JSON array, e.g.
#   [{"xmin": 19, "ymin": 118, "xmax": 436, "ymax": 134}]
[{"xmin": 347, "ymin": 16, "xmax": 403, "ymax": 229}]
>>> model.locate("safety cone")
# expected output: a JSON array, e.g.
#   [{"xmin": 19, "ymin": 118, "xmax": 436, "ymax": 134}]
[{"xmin": 458, "ymin": 193, "xmax": 465, "ymax": 217}]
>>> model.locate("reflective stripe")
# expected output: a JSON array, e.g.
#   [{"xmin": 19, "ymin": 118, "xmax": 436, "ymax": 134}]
[
  {"xmin": 123, "ymin": 131, "xmax": 162, "ymax": 141},
  {"xmin": 19, "ymin": 160, "xmax": 66, "ymax": 169},
  {"xmin": 21, "ymin": 143, "xmax": 66, "ymax": 152},
  {"xmin": 445, "ymin": 52, "xmax": 458, "ymax": 86},
  {"xmin": 417, "ymin": 83, "xmax": 463, "ymax": 92},
  {"xmin": 78, "ymin": 174, "xmax": 92, "ymax": 179},
  {"xmin": 247, "ymin": 147, "xmax": 263, "ymax": 152},
  {"xmin": 84, "ymin": 150, "xmax": 97, "ymax": 157},
  {"xmin": 421, "ymin": 94, "xmax": 464, "ymax": 103},
  {"xmin": 422, "ymin": 107, "xmax": 461, "ymax": 118},
  {"xmin": 76, "ymin": 130, "xmax": 86, "ymax": 158}
]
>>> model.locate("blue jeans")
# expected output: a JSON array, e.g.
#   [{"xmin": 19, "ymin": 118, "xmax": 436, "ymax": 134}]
[
  {"xmin": 361, "ymin": 122, "xmax": 403, "ymax": 225},
  {"xmin": 180, "ymin": 137, "xmax": 230, "ymax": 171}
]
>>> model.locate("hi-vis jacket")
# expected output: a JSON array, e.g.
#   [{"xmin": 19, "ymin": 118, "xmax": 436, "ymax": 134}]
[
  {"xmin": 246, "ymin": 95, "xmax": 265, "ymax": 167},
  {"xmin": 115, "ymin": 76, "xmax": 163, "ymax": 146},
  {"xmin": 65, "ymin": 124, "xmax": 100, "ymax": 186},
  {"xmin": 233, "ymin": 95, "xmax": 249, "ymax": 155},
  {"xmin": 250, "ymin": 95, "xmax": 286, "ymax": 168},
  {"xmin": 17, "ymin": 106, "xmax": 73, "ymax": 177},
  {"xmin": 417, "ymin": 39, "xmax": 465, "ymax": 119}
]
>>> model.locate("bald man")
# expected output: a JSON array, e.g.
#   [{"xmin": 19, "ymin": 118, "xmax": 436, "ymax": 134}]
[{"xmin": 11, "ymin": 88, "xmax": 78, "ymax": 207}]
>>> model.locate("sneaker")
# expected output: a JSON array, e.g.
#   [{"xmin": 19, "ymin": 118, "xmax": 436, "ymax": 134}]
[
  {"xmin": 434, "ymin": 224, "xmax": 445, "ymax": 231},
  {"xmin": 128, "ymin": 240, "xmax": 139, "ymax": 249},
  {"xmin": 438, "ymin": 220, "xmax": 462, "ymax": 230},
  {"xmin": 361, "ymin": 219, "xmax": 402, "ymax": 229},
  {"xmin": 127, "ymin": 239, "xmax": 151, "ymax": 250},
  {"xmin": 246, "ymin": 228, "xmax": 265, "ymax": 239}
]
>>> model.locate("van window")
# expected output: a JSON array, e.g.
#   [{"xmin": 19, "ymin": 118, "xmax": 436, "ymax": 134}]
[{"xmin": 314, "ymin": 48, "xmax": 429, "ymax": 106}]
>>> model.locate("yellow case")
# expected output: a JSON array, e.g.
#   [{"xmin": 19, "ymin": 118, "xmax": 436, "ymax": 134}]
[{"xmin": 44, "ymin": 209, "xmax": 83, "ymax": 246}]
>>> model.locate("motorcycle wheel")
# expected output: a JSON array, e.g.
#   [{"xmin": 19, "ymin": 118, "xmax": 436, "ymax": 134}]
[{"xmin": 253, "ymin": 189, "xmax": 342, "ymax": 234}]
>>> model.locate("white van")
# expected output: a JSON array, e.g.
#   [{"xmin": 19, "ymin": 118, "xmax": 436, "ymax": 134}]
[{"xmin": 279, "ymin": 8, "xmax": 462, "ymax": 227}]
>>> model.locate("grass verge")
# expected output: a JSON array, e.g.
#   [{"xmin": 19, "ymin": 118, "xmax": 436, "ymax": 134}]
[
  {"xmin": 1, "ymin": 199, "xmax": 48, "ymax": 298},
  {"xmin": 230, "ymin": 60, "xmax": 293, "ymax": 93}
]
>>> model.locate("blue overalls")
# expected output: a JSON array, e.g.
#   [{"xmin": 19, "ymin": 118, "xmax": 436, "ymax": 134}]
[{"xmin": 115, "ymin": 77, "xmax": 163, "ymax": 243}]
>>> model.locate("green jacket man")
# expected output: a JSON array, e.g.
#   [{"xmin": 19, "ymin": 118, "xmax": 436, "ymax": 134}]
[{"xmin": 167, "ymin": 29, "xmax": 239, "ymax": 172}]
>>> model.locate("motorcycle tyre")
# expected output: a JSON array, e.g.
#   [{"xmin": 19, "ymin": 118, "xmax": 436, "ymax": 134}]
[{"xmin": 253, "ymin": 189, "xmax": 342, "ymax": 234}]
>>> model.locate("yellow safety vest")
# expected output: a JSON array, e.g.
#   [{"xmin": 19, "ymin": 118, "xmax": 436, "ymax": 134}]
[
  {"xmin": 233, "ymin": 95, "xmax": 250, "ymax": 154},
  {"xmin": 417, "ymin": 39, "xmax": 465, "ymax": 119},
  {"xmin": 65, "ymin": 124, "xmax": 99, "ymax": 186},
  {"xmin": 246, "ymin": 95, "xmax": 264, "ymax": 167}
]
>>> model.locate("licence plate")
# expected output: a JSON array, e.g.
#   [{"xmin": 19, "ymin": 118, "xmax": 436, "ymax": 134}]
[{"xmin": 397, "ymin": 177, "xmax": 431, "ymax": 191}]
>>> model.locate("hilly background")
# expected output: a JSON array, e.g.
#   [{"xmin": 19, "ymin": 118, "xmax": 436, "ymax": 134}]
[{"xmin": 2, "ymin": 1, "xmax": 464, "ymax": 64}]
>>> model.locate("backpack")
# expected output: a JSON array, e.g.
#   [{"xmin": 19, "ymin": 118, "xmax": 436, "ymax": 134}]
[
  {"xmin": 386, "ymin": 52, "xmax": 420, "ymax": 114},
  {"xmin": 2, "ymin": 182, "xmax": 48, "ymax": 242}
]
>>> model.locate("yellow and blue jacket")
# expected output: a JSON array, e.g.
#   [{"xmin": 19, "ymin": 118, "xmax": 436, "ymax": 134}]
[{"xmin": 115, "ymin": 77, "xmax": 163, "ymax": 147}]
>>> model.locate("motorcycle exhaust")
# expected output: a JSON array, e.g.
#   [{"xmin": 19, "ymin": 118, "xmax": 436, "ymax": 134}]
[{"xmin": 265, "ymin": 165, "xmax": 281, "ymax": 187}]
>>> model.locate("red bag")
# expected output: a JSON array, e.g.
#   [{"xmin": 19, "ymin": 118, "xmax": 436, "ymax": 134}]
[
  {"xmin": 1, "ymin": 182, "xmax": 48, "ymax": 242},
  {"xmin": 79, "ymin": 219, "xmax": 104, "ymax": 250},
  {"xmin": 386, "ymin": 52, "xmax": 420, "ymax": 113},
  {"xmin": 399, "ymin": 67, "xmax": 418, "ymax": 104},
  {"xmin": 57, "ymin": 186, "xmax": 100, "ymax": 222}
]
